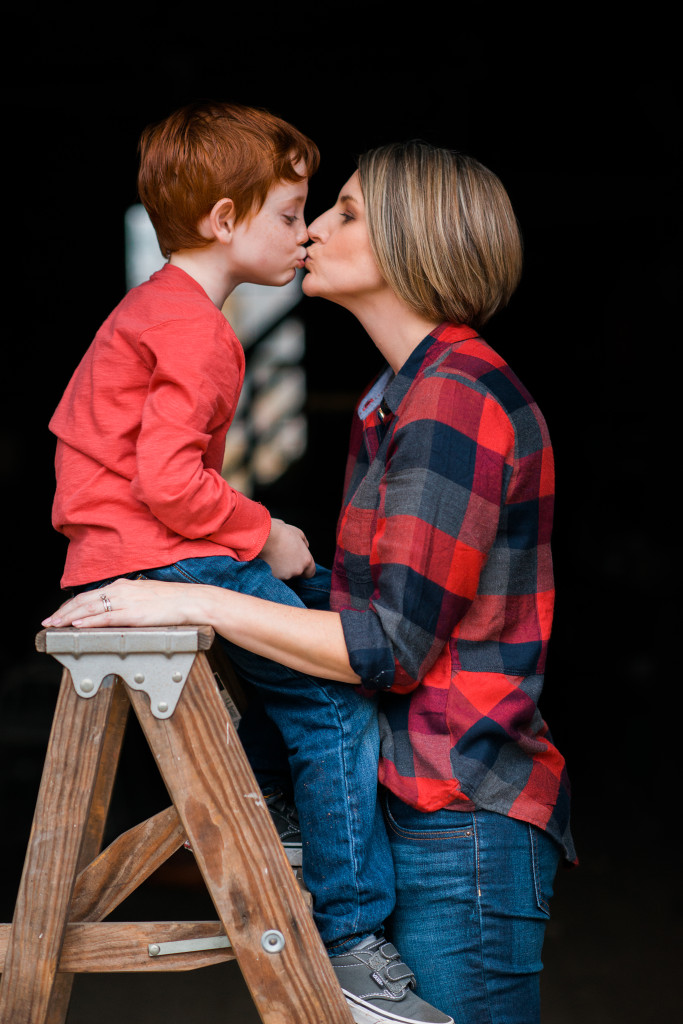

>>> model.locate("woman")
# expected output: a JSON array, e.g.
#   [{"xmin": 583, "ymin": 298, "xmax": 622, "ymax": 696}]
[{"xmin": 45, "ymin": 141, "xmax": 575, "ymax": 1023}]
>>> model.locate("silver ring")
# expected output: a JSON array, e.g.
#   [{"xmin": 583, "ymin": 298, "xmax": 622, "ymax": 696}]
[{"xmin": 101, "ymin": 593, "xmax": 112, "ymax": 613}]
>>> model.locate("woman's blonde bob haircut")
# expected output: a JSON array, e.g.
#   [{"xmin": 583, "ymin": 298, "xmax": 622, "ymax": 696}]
[{"xmin": 357, "ymin": 141, "xmax": 523, "ymax": 328}]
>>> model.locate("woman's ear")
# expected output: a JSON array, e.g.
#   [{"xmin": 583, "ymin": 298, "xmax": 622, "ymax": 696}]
[{"xmin": 197, "ymin": 198, "xmax": 236, "ymax": 244}]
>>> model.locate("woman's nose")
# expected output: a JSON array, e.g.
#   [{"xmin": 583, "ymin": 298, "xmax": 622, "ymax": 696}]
[{"xmin": 306, "ymin": 213, "xmax": 326, "ymax": 242}]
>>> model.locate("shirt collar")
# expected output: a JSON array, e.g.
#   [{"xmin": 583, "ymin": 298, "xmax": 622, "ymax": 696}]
[
  {"xmin": 383, "ymin": 332, "xmax": 437, "ymax": 412},
  {"xmin": 384, "ymin": 322, "xmax": 481, "ymax": 411},
  {"xmin": 358, "ymin": 322, "xmax": 480, "ymax": 422}
]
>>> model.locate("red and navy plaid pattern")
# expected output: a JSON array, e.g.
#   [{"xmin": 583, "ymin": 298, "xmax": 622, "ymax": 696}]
[{"xmin": 330, "ymin": 323, "xmax": 575, "ymax": 861}]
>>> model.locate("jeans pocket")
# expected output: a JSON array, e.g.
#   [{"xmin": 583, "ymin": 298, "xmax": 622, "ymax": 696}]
[{"xmin": 382, "ymin": 793, "xmax": 474, "ymax": 841}]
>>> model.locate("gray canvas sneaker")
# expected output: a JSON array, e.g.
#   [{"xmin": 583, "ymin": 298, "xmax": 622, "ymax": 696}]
[{"xmin": 331, "ymin": 935, "xmax": 453, "ymax": 1024}]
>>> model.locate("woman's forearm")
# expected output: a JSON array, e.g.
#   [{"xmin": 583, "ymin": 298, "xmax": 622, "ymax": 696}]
[
  {"xmin": 43, "ymin": 579, "xmax": 360, "ymax": 685},
  {"xmin": 195, "ymin": 586, "xmax": 360, "ymax": 684}
]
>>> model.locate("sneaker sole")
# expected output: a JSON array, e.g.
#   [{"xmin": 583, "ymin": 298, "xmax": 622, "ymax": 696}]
[{"xmin": 342, "ymin": 991, "xmax": 453, "ymax": 1024}]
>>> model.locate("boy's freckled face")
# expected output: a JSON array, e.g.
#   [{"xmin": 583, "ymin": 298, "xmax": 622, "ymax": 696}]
[{"xmin": 230, "ymin": 159, "xmax": 310, "ymax": 287}]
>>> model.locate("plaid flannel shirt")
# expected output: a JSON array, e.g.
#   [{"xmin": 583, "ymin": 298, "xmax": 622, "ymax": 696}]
[{"xmin": 330, "ymin": 322, "xmax": 575, "ymax": 861}]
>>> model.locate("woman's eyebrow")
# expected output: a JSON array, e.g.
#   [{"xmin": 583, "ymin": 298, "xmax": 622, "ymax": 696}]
[{"xmin": 338, "ymin": 193, "xmax": 358, "ymax": 204}]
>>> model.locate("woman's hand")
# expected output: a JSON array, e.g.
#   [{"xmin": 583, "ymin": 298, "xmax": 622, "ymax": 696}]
[{"xmin": 42, "ymin": 578, "xmax": 209, "ymax": 629}]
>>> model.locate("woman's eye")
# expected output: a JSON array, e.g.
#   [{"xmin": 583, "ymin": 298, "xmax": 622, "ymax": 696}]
[{"xmin": 340, "ymin": 212, "xmax": 354, "ymax": 223}]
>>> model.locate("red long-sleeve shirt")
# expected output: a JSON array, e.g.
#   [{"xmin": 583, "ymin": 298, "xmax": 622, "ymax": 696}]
[{"xmin": 50, "ymin": 264, "xmax": 271, "ymax": 587}]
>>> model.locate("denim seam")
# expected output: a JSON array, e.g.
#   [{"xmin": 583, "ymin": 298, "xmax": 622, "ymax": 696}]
[
  {"xmin": 385, "ymin": 820, "xmax": 473, "ymax": 842},
  {"xmin": 529, "ymin": 824, "xmax": 551, "ymax": 917},
  {"xmin": 472, "ymin": 811, "xmax": 495, "ymax": 1024},
  {"xmin": 157, "ymin": 562, "xmax": 205, "ymax": 585},
  {"xmin": 337, "ymin": 685, "xmax": 363, "ymax": 937},
  {"xmin": 313, "ymin": 677, "xmax": 368, "ymax": 943}
]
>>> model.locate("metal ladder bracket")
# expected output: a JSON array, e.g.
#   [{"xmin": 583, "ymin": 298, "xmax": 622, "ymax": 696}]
[
  {"xmin": 148, "ymin": 934, "xmax": 232, "ymax": 957},
  {"xmin": 45, "ymin": 628, "xmax": 203, "ymax": 719}
]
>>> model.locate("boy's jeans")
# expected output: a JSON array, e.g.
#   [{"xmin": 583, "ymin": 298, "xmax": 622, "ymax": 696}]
[{"xmin": 137, "ymin": 556, "xmax": 395, "ymax": 952}]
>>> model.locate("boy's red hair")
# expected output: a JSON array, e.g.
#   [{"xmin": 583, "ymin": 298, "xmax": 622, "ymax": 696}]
[{"xmin": 138, "ymin": 101, "xmax": 320, "ymax": 258}]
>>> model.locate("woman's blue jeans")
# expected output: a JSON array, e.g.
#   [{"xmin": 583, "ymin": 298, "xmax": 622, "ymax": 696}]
[
  {"xmin": 138, "ymin": 556, "xmax": 395, "ymax": 952},
  {"xmin": 383, "ymin": 793, "xmax": 561, "ymax": 1023}
]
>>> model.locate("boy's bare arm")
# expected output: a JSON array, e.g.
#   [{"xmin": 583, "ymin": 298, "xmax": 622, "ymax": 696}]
[{"xmin": 258, "ymin": 518, "xmax": 316, "ymax": 579}]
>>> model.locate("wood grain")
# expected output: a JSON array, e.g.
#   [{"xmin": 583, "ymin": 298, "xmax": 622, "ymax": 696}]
[
  {"xmin": 70, "ymin": 804, "xmax": 186, "ymax": 922},
  {"xmin": 0, "ymin": 671, "xmax": 118, "ymax": 1023},
  {"xmin": 1, "ymin": 630, "xmax": 353, "ymax": 1024},
  {"xmin": 128, "ymin": 652, "xmax": 353, "ymax": 1024},
  {"xmin": 0, "ymin": 921, "xmax": 235, "ymax": 973}
]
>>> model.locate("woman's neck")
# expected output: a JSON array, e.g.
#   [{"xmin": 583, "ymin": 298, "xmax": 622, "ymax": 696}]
[{"xmin": 348, "ymin": 292, "xmax": 441, "ymax": 374}]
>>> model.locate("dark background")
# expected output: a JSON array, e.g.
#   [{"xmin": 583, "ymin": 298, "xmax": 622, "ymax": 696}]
[{"xmin": 1, "ymin": 7, "xmax": 679, "ymax": 1021}]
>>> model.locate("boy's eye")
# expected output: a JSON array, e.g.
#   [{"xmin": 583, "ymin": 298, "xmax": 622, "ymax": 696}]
[{"xmin": 283, "ymin": 215, "xmax": 298, "ymax": 225}]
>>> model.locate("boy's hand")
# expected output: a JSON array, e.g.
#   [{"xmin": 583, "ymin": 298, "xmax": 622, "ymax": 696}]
[{"xmin": 259, "ymin": 518, "xmax": 315, "ymax": 580}]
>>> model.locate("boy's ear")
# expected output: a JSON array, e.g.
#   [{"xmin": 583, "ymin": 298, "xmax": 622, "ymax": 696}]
[{"xmin": 199, "ymin": 198, "xmax": 236, "ymax": 243}]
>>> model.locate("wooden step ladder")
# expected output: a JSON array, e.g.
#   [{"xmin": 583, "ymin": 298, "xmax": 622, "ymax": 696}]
[{"xmin": 0, "ymin": 626, "xmax": 353, "ymax": 1023}]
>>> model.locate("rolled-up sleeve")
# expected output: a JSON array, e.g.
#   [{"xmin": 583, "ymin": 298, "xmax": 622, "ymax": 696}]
[{"xmin": 337, "ymin": 374, "xmax": 514, "ymax": 693}]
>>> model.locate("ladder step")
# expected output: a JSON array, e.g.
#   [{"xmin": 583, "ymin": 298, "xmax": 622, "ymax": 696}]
[{"xmin": 0, "ymin": 921, "xmax": 234, "ymax": 973}]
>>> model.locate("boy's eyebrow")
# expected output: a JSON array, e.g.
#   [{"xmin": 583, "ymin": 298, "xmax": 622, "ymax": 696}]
[{"xmin": 276, "ymin": 189, "xmax": 308, "ymax": 204}]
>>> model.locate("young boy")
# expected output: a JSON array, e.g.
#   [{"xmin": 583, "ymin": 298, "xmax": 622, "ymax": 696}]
[
  {"xmin": 52, "ymin": 101, "xmax": 316, "ymax": 592},
  {"xmin": 48, "ymin": 102, "xmax": 451, "ymax": 1024}
]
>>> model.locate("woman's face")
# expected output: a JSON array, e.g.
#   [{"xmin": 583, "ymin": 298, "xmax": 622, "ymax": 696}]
[{"xmin": 302, "ymin": 171, "xmax": 388, "ymax": 308}]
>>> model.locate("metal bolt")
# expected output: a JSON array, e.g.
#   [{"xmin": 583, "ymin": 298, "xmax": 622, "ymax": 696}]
[
  {"xmin": 261, "ymin": 930, "xmax": 285, "ymax": 954},
  {"xmin": 134, "ymin": 672, "xmax": 145, "ymax": 684},
  {"xmin": 148, "ymin": 944, "xmax": 161, "ymax": 957},
  {"xmin": 172, "ymin": 671, "xmax": 183, "ymax": 683},
  {"xmin": 80, "ymin": 679, "xmax": 94, "ymax": 693},
  {"xmin": 157, "ymin": 701, "xmax": 169, "ymax": 714}
]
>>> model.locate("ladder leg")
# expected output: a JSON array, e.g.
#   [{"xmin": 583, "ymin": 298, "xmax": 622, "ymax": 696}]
[
  {"xmin": 0, "ymin": 671, "xmax": 121, "ymax": 1024},
  {"xmin": 128, "ymin": 651, "xmax": 353, "ymax": 1024},
  {"xmin": 78, "ymin": 677, "xmax": 129, "ymax": 867},
  {"xmin": 46, "ymin": 678, "xmax": 130, "ymax": 1024}
]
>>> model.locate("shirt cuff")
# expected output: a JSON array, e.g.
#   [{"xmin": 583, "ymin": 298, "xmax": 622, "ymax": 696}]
[
  {"xmin": 339, "ymin": 606, "xmax": 395, "ymax": 693},
  {"xmin": 208, "ymin": 493, "xmax": 271, "ymax": 561}
]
